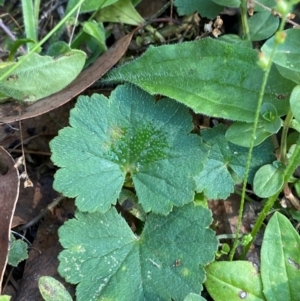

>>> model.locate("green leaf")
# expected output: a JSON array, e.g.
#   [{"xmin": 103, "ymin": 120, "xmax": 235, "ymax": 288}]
[
  {"xmin": 8, "ymin": 235, "xmax": 28, "ymax": 267},
  {"xmin": 50, "ymin": 84, "xmax": 207, "ymax": 214},
  {"xmin": 226, "ymin": 118, "xmax": 282, "ymax": 148},
  {"xmin": 82, "ymin": 21, "xmax": 106, "ymax": 52},
  {"xmin": 195, "ymin": 125, "xmax": 274, "ymax": 199},
  {"xmin": 46, "ymin": 41, "xmax": 72, "ymax": 57},
  {"xmin": 0, "ymin": 50, "xmax": 86, "ymax": 102},
  {"xmin": 254, "ymin": 0, "xmax": 276, "ymax": 11},
  {"xmin": 211, "ymin": 0, "xmax": 240, "ymax": 7},
  {"xmin": 253, "ymin": 163, "xmax": 284, "ymax": 198},
  {"xmin": 0, "ymin": 296, "xmax": 11, "ymax": 301},
  {"xmin": 218, "ymin": 34, "xmax": 252, "ymax": 48},
  {"xmin": 184, "ymin": 293, "xmax": 207, "ymax": 301},
  {"xmin": 105, "ymin": 38, "xmax": 293, "ymax": 122},
  {"xmin": 58, "ymin": 204, "xmax": 218, "ymax": 301},
  {"xmin": 38, "ymin": 276, "xmax": 73, "ymax": 301},
  {"xmin": 262, "ymin": 28, "xmax": 300, "ymax": 84},
  {"xmin": 290, "ymin": 85, "xmax": 300, "ymax": 123},
  {"xmin": 261, "ymin": 212, "xmax": 300, "ymax": 301},
  {"xmin": 174, "ymin": 0, "xmax": 223, "ymax": 18},
  {"xmin": 66, "ymin": 0, "xmax": 118, "ymax": 14},
  {"xmin": 248, "ymin": 11, "xmax": 279, "ymax": 41},
  {"xmin": 205, "ymin": 261, "xmax": 265, "ymax": 301},
  {"xmin": 96, "ymin": 0, "xmax": 144, "ymax": 25}
]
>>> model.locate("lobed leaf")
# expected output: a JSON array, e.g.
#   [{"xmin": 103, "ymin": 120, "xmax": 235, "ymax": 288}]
[
  {"xmin": 58, "ymin": 204, "xmax": 218, "ymax": 301},
  {"xmin": 50, "ymin": 84, "xmax": 207, "ymax": 214},
  {"xmin": 195, "ymin": 125, "xmax": 274, "ymax": 199},
  {"xmin": 105, "ymin": 38, "xmax": 293, "ymax": 122}
]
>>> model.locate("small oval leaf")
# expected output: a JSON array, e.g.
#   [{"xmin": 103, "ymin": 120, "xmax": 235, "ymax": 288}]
[{"xmin": 38, "ymin": 276, "xmax": 72, "ymax": 301}]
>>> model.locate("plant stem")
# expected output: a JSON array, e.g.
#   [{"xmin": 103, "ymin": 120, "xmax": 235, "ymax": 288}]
[
  {"xmin": 279, "ymin": 110, "xmax": 294, "ymax": 163},
  {"xmin": 241, "ymin": 139, "xmax": 300, "ymax": 258},
  {"xmin": 240, "ymin": 0, "xmax": 250, "ymax": 41},
  {"xmin": 0, "ymin": 0, "xmax": 86, "ymax": 83},
  {"xmin": 230, "ymin": 14, "xmax": 288, "ymax": 261}
]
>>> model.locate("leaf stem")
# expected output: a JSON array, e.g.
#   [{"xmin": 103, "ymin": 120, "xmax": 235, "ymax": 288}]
[
  {"xmin": 240, "ymin": 0, "xmax": 250, "ymax": 41},
  {"xmin": 241, "ymin": 139, "xmax": 300, "ymax": 258},
  {"xmin": 230, "ymin": 15, "xmax": 288, "ymax": 261},
  {"xmin": 279, "ymin": 110, "xmax": 294, "ymax": 163}
]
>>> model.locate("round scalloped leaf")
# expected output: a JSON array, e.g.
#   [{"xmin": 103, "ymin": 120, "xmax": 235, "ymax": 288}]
[
  {"xmin": 50, "ymin": 84, "xmax": 207, "ymax": 214},
  {"xmin": 58, "ymin": 203, "xmax": 218, "ymax": 301}
]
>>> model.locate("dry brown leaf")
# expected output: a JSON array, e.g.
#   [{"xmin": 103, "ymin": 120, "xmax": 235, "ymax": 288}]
[
  {"xmin": 0, "ymin": 31, "xmax": 135, "ymax": 124},
  {"xmin": 0, "ymin": 146, "xmax": 20, "ymax": 293}
]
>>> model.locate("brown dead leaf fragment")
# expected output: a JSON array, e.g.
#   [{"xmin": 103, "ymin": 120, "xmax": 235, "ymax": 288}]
[
  {"xmin": 0, "ymin": 30, "xmax": 135, "ymax": 124},
  {"xmin": 14, "ymin": 199, "xmax": 75, "ymax": 301},
  {"xmin": 0, "ymin": 146, "xmax": 20, "ymax": 294}
]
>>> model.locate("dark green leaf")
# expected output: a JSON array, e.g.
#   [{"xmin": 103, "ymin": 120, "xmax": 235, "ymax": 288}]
[
  {"xmin": 248, "ymin": 11, "xmax": 279, "ymax": 41},
  {"xmin": 58, "ymin": 204, "xmax": 218, "ymax": 301},
  {"xmin": 290, "ymin": 85, "xmax": 300, "ymax": 123},
  {"xmin": 50, "ymin": 84, "xmax": 207, "ymax": 214},
  {"xmin": 211, "ymin": 0, "xmax": 240, "ymax": 7},
  {"xmin": 105, "ymin": 38, "xmax": 293, "ymax": 122},
  {"xmin": 195, "ymin": 125, "xmax": 274, "ymax": 199},
  {"xmin": 8, "ymin": 235, "xmax": 28, "ymax": 267},
  {"xmin": 174, "ymin": 0, "xmax": 223, "ymax": 18},
  {"xmin": 262, "ymin": 28, "xmax": 300, "ymax": 83},
  {"xmin": 225, "ymin": 120, "xmax": 281, "ymax": 147}
]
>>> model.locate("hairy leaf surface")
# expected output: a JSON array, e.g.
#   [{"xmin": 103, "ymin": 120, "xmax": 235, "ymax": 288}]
[
  {"xmin": 50, "ymin": 84, "xmax": 207, "ymax": 214},
  {"xmin": 105, "ymin": 38, "xmax": 293, "ymax": 122},
  {"xmin": 58, "ymin": 204, "xmax": 218, "ymax": 301}
]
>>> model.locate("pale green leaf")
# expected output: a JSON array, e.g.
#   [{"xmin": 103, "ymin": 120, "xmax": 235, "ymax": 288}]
[
  {"xmin": 205, "ymin": 261, "xmax": 265, "ymax": 301},
  {"xmin": 0, "ymin": 296, "xmax": 11, "ymax": 301},
  {"xmin": 261, "ymin": 212, "xmax": 300, "ymax": 301},
  {"xmin": 253, "ymin": 163, "xmax": 284, "ymax": 197},
  {"xmin": 8, "ymin": 235, "xmax": 28, "ymax": 267},
  {"xmin": 66, "ymin": 0, "xmax": 117, "ymax": 14},
  {"xmin": 0, "ymin": 50, "xmax": 86, "ymax": 102},
  {"xmin": 174, "ymin": 0, "xmax": 223, "ymax": 18},
  {"xmin": 38, "ymin": 276, "xmax": 73, "ymax": 301},
  {"xmin": 262, "ymin": 28, "xmax": 300, "ymax": 83},
  {"xmin": 58, "ymin": 204, "xmax": 218, "ymax": 301},
  {"xmin": 96, "ymin": 0, "xmax": 144, "ymax": 25},
  {"xmin": 290, "ymin": 85, "xmax": 300, "ymax": 123},
  {"xmin": 248, "ymin": 11, "xmax": 279, "ymax": 41},
  {"xmin": 50, "ymin": 84, "xmax": 207, "ymax": 214},
  {"xmin": 195, "ymin": 125, "xmax": 274, "ymax": 199},
  {"xmin": 105, "ymin": 38, "xmax": 293, "ymax": 122}
]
